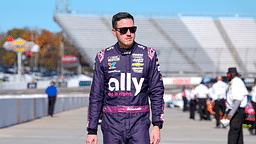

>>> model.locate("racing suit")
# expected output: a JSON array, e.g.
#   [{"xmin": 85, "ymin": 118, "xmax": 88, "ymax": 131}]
[{"xmin": 87, "ymin": 42, "xmax": 165, "ymax": 144}]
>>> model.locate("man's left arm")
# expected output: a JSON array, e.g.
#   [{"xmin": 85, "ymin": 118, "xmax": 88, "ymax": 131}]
[
  {"xmin": 55, "ymin": 86, "xmax": 58, "ymax": 99},
  {"xmin": 147, "ymin": 48, "xmax": 164, "ymax": 143},
  {"xmin": 227, "ymin": 79, "xmax": 247, "ymax": 120}
]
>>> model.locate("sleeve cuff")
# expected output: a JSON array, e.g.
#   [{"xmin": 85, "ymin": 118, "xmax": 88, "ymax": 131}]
[
  {"xmin": 152, "ymin": 121, "xmax": 163, "ymax": 129},
  {"xmin": 87, "ymin": 129, "xmax": 97, "ymax": 135}
]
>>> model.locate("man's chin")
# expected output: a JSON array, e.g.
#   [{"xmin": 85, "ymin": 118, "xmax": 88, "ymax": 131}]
[{"xmin": 124, "ymin": 42, "xmax": 134, "ymax": 47}]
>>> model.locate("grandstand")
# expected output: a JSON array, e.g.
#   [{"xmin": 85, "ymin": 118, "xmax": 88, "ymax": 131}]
[{"xmin": 53, "ymin": 11, "xmax": 256, "ymax": 78}]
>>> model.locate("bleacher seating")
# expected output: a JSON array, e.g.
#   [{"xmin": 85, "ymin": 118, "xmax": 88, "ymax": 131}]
[
  {"xmin": 180, "ymin": 17, "xmax": 239, "ymax": 74},
  {"xmin": 155, "ymin": 17, "xmax": 215, "ymax": 74},
  {"xmin": 54, "ymin": 14, "xmax": 116, "ymax": 67},
  {"xmin": 218, "ymin": 17, "xmax": 256, "ymax": 76},
  {"xmin": 53, "ymin": 14, "xmax": 256, "ymax": 77}
]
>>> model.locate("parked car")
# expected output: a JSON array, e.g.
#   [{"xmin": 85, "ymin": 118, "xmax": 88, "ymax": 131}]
[{"xmin": 165, "ymin": 93, "xmax": 184, "ymax": 109}]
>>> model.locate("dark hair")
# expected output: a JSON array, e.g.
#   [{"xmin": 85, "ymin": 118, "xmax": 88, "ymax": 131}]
[
  {"xmin": 182, "ymin": 85, "xmax": 187, "ymax": 91},
  {"xmin": 51, "ymin": 81, "xmax": 55, "ymax": 85},
  {"xmin": 112, "ymin": 12, "xmax": 134, "ymax": 28}
]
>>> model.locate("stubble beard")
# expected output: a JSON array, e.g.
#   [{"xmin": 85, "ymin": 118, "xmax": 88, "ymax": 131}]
[{"xmin": 118, "ymin": 37, "xmax": 134, "ymax": 49}]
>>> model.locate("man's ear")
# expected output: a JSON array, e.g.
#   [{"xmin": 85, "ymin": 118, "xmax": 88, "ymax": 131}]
[{"xmin": 112, "ymin": 28, "xmax": 117, "ymax": 37}]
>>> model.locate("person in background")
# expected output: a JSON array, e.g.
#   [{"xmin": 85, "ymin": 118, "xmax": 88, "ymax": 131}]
[
  {"xmin": 194, "ymin": 81, "xmax": 209, "ymax": 121},
  {"xmin": 188, "ymin": 86, "xmax": 197, "ymax": 120},
  {"xmin": 211, "ymin": 76, "xmax": 228, "ymax": 128},
  {"xmin": 225, "ymin": 67, "xmax": 248, "ymax": 144},
  {"xmin": 45, "ymin": 81, "xmax": 58, "ymax": 117},
  {"xmin": 207, "ymin": 85, "xmax": 216, "ymax": 116},
  {"xmin": 249, "ymin": 81, "xmax": 256, "ymax": 135},
  {"xmin": 181, "ymin": 85, "xmax": 189, "ymax": 112}
]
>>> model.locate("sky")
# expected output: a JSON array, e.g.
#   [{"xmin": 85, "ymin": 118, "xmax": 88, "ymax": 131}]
[{"xmin": 0, "ymin": 0, "xmax": 256, "ymax": 33}]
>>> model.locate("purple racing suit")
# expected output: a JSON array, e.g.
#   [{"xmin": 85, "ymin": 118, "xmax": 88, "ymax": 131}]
[{"xmin": 87, "ymin": 42, "xmax": 165, "ymax": 144}]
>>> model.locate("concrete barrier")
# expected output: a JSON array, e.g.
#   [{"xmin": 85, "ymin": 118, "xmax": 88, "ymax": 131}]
[
  {"xmin": 0, "ymin": 94, "xmax": 89, "ymax": 128},
  {"xmin": 0, "ymin": 99, "xmax": 18, "ymax": 127}
]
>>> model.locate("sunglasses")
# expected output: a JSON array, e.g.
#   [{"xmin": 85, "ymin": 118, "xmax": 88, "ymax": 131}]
[{"xmin": 115, "ymin": 26, "xmax": 137, "ymax": 34}]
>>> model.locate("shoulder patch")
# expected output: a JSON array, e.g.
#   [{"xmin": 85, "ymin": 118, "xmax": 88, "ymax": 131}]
[
  {"xmin": 147, "ymin": 47, "xmax": 155, "ymax": 60},
  {"xmin": 97, "ymin": 49, "xmax": 106, "ymax": 63}
]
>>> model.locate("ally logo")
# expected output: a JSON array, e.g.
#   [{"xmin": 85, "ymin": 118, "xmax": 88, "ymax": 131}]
[{"xmin": 108, "ymin": 73, "xmax": 144, "ymax": 96}]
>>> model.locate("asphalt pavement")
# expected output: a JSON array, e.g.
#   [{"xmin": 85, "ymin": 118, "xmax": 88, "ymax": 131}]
[{"xmin": 0, "ymin": 106, "xmax": 256, "ymax": 144}]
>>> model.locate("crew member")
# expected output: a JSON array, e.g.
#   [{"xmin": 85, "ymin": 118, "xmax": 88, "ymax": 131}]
[
  {"xmin": 249, "ymin": 81, "xmax": 256, "ymax": 135},
  {"xmin": 188, "ymin": 86, "xmax": 197, "ymax": 120},
  {"xmin": 182, "ymin": 85, "xmax": 189, "ymax": 112},
  {"xmin": 194, "ymin": 81, "xmax": 209, "ymax": 121},
  {"xmin": 212, "ymin": 76, "xmax": 227, "ymax": 128},
  {"xmin": 225, "ymin": 67, "xmax": 248, "ymax": 144}
]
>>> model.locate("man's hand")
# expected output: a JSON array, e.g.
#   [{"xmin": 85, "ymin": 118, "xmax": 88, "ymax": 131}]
[
  {"xmin": 150, "ymin": 126, "xmax": 160, "ymax": 144},
  {"xmin": 86, "ymin": 134, "xmax": 97, "ymax": 144},
  {"xmin": 222, "ymin": 113, "xmax": 227, "ymax": 119},
  {"xmin": 227, "ymin": 115, "xmax": 232, "ymax": 120}
]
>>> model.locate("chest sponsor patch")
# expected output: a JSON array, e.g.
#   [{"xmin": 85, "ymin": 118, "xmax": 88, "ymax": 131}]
[
  {"xmin": 108, "ymin": 73, "xmax": 144, "ymax": 96},
  {"xmin": 133, "ymin": 58, "xmax": 144, "ymax": 63},
  {"xmin": 132, "ymin": 53, "xmax": 143, "ymax": 59},
  {"xmin": 108, "ymin": 70, "xmax": 121, "ymax": 73},
  {"xmin": 132, "ymin": 63, "xmax": 144, "ymax": 67},
  {"xmin": 132, "ymin": 67, "xmax": 143, "ymax": 73},
  {"xmin": 108, "ymin": 55, "xmax": 120, "ymax": 62},
  {"xmin": 108, "ymin": 62, "xmax": 116, "ymax": 69}
]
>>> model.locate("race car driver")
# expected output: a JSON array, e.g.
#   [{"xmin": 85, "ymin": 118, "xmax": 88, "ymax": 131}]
[{"xmin": 86, "ymin": 12, "xmax": 165, "ymax": 144}]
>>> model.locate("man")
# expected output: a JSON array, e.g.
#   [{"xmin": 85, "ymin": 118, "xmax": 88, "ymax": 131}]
[
  {"xmin": 225, "ymin": 67, "xmax": 248, "ymax": 144},
  {"xmin": 188, "ymin": 86, "xmax": 197, "ymax": 120},
  {"xmin": 249, "ymin": 81, "xmax": 256, "ymax": 135},
  {"xmin": 181, "ymin": 85, "xmax": 189, "ymax": 112},
  {"xmin": 45, "ymin": 81, "xmax": 58, "ymax": 117},
  {"xmin": 211, "ymin": 76, "xmax": 227, "ymax": 128},
  {"xmin": 194, "ymin": 81, "xmax": 209, "ymax": 121},
  {"xmin": 86, "ymin": 12, "xmax": 165, "ymax": 144}
]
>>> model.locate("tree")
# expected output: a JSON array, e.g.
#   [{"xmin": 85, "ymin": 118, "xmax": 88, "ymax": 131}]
[{"xmin": 1, "ymin": 28, "xmax": 92, "ymax": 73}]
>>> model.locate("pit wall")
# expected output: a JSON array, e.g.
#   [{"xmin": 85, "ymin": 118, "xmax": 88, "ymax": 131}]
[{"xmin": 0, "ymin": 94, "xmax": 89, "ymax": 128}]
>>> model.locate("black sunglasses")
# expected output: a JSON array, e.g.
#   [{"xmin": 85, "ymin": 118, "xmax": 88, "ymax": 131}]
[{"xmin": 115, "ymin": 26, "xmax": 137, "ymax": 34}]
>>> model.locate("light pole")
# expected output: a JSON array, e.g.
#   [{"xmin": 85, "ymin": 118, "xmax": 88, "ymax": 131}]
[
  {"xmin": 217, "ymin": 48, "xmax": 222, "ymax": 76},
  {"xmin": 31, "ymin": 44, "xmax": 40, "ymax": 71},
  {"xmin": 245, "ymin": 47, "xmax": 249, "ymax": 78}
]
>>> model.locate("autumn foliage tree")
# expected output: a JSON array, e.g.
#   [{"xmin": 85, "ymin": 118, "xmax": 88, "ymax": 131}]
[{"xmin": 0, "ymin": 28, "xmax": 90, "ymax": 73}]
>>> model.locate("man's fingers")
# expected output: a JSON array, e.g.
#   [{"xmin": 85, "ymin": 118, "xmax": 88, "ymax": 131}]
[
  {"xmin": 150, "ymin": 136, "xmax": 160, "ymax": 144},
  {"xmin": 86, "ymin": 135, "xmax": 97, "ymax": 144},
  {"xmin": 150, "ymin": 135, "xmax": 153, "ymax": 144},
  {"xmin": 154, "ymin": 138, "xmax": 160, "ymax": 144}
]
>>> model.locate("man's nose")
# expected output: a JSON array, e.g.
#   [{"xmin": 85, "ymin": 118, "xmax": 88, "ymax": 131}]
[{"xmin": 126, "ymin": 29, "xmax": 131, "ymax": 35}]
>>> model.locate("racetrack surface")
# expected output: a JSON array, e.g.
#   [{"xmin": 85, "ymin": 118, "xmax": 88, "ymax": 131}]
[{"xmin": 0, "ymin": 106, "xmax": 255, "ymax": 144}]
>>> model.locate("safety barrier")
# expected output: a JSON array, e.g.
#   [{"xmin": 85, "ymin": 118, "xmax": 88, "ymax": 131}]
[{"xmin": 0, "ymin": 94, "xmax": 89, "ymax": 128}]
